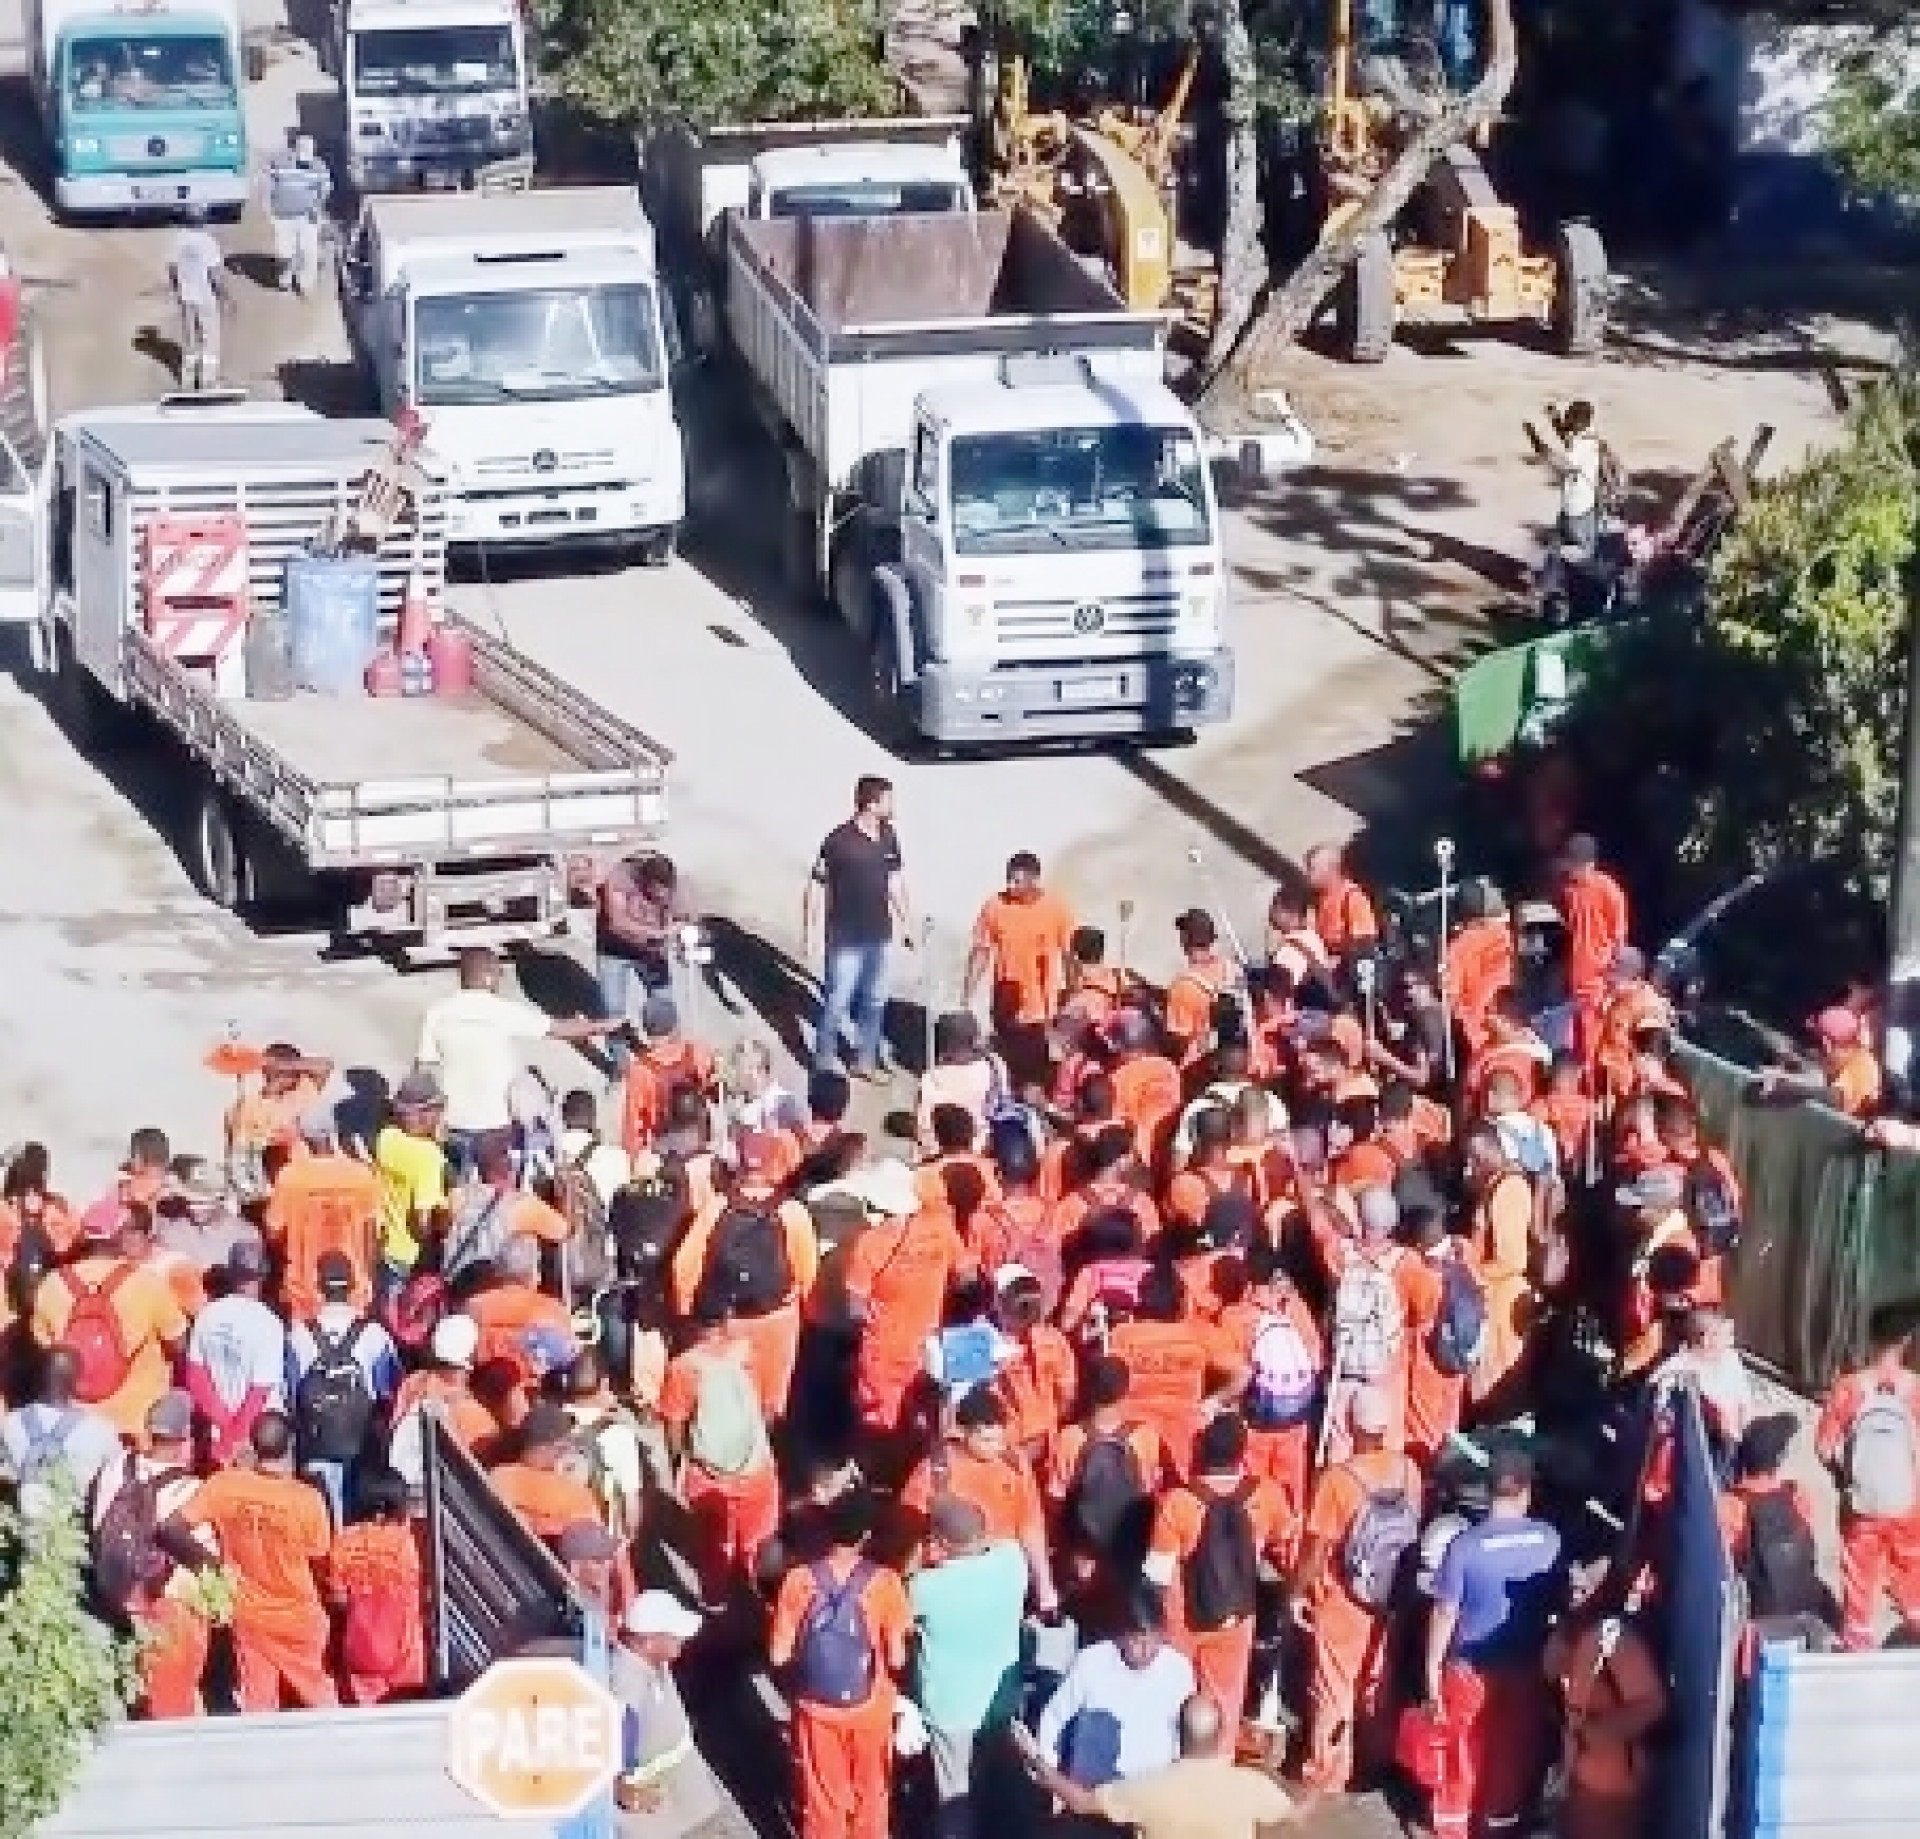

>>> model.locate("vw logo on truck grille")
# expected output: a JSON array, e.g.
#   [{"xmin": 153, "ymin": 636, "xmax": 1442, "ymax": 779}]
[
  {"xmin": 531, "ymin": 449, "xmax": 557, "ymax": 473},
  {"xmin": 147, "ymin": 136, "xmax": 168, "ymax": 157},
  {"xmin": 1072, "ymin": 602, "xmax": 1107, "ymax": 635}
]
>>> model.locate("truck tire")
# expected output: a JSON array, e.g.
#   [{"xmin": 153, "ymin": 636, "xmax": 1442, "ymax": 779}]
[
  {"xmin": 637, "ymin": 529, "xmax": 676, "ymax": 569},
  {"xmin": 1335, "ymin": 232, "xmax": 1396, "ymax": 365},
  {"xmin": 1550, "ymin": 221, "xmax": 1609, "ymax": 358},
  {"xmin": 867, "ymin": 619, "xmax": 914, "ymax": 754},
  {"xmin": 188, "ymin": 786, "xmax": 253, "ymax": 914},
  {"xmin": 783, "ymin": 509, "xmax": 829, "ymax": 615},
  {"xmin": 51, "ymin": 625, "xmax": 106, "ymax": 753}
]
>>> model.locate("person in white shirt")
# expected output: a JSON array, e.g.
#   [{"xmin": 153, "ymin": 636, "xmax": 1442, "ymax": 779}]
[
  {"xmin": 0, "ymin": 1347, "xmax": 123, "ymax": 1519},
  {"xmin": 1033, "ymin": 1593, "xmax": 1196, "ymax": 1788},
  {"xmin": 286, "ymin": 1250, "xmax": 403, "ymax": 1525},
  {"xmin": 559, "ymin": 1087, "xmax": 633, "ymax": 1212},
  {"xmin": 1548, "ymin": 398, "xmax": 1604, "ymax": 553},
  {"xmin": 167, "ymin": 204, "xmax": 229, "ymax": 390},
  {"xmin": 184, "ymin": 1239, "xmax": 289, "ymax": 1467},
  {"xmin": 415, "ymin": 947, "xmax": 612, "ymax": 1175}
]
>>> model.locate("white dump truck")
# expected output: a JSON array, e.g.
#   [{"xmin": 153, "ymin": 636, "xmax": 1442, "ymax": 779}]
[
  {"xmin": 330, "ymin": 0, "xmax": 533, "ymax": 193},
  {"xmin": 342, "ymin": 187, "xmax": 686, "ymax": 561},
  {"xmin": 12, "ymin": 395, "xmax": 670, "ymax": 952},
  {"xmin": 725, "ymin": 208, "xmax": 1233, "ymax": 746}
]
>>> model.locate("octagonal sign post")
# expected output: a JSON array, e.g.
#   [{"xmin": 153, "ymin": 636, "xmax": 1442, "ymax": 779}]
[{"xmin": 447, "ymin": 1656, "xmax": 624, "ymax": 1822}]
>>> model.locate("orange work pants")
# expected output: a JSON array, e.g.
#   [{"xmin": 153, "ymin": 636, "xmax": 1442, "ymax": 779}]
[
  {"xmin": 791, "ymin": 1700, "xmax": 893, "ymax": 1839},
  {"xmin": 1303, "ymin": 1587, "xmax": 1394, "ymax": 1794},
  {"xmin": 1175, "ymin": 1618, "xmax": 1256, "ymax": 1750},
  {"xmin": 136, "ymin": 1598, "xmax": 210, "ymax": 1719},
  {"xmin": 1246, "ymin": 1425, "xmax": 1311, "ymax": 1532},
  {"xmin": 684, "ymin": 1461, "xmax": 783, "ymax": 1604},
  {"xmin": 740, "ymin": 1302, "xmax": 802, "ymax": 1421},
  {"xmin": 234, "ymin": 1608, "xmax": 340, "ymax": 1712},
  {"xmin": 1839, "ymin": 1513, "xmax": 1920, "ymax": 1650},
  {"xmin": 1432, "ymin": 1660, "xmax": 1544, "ymax": 1839}
]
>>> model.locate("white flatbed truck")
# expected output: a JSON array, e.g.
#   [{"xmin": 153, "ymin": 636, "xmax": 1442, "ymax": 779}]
[
  {"xmin": 724, "ymin": 206, "xmax": 1234, "ymax": 747},
  {"xmin": 27, "ymin": 397, "xmax": 671, "ymax": 952}
]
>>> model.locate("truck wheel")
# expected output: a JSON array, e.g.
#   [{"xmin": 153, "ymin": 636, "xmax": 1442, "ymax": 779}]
[
  {"xmin": 867, "ymin": 622, "xmax": 914, "ymax": 753},
  {"xmin": 1550, "ymin": 221, "xmax": 1609, "ymax": 358},
  {"xmin": 188, "ymin": 787, "xmax": 253, "ymax": 913},
  {"xmin": 637, "ymin": 529, "xmax": 676, "ymax": 569},
  {"xmin": 783, "ymin": 510, "xmax": 827, "ymax": 614},
  {"xmin": 51, "ymin": 626, "xmax": 105, "ymax": 753},
  {"xmin": 1335, "ymin": 232, "xmax": 1396, "ymax": 365}
]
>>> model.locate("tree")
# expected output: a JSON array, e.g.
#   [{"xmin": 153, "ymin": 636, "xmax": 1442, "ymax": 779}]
[
  {"xmin": 0, "ymin": 1498, "xmax": 137, "ymax": 1839},
  {"xmin": 1823, "ymin": 16, "xmax": 1920, "ymax": 201},
  {"xmin": 538, "ymin": 0, "xmax": 902, "ymax": 133},
  {"xmin": 1199, "ymin": 0, "xmax": 1515, "ymax": 412}
]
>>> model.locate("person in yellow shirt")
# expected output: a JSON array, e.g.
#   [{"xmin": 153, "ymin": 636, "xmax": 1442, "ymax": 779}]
[{"xmin": 375, "ymin": 1071, "xmax": 448, "ymax": 1294}]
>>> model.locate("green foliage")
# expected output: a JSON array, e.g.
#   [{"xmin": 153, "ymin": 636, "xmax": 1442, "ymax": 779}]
[
  {"xmin": 1825, "ymin": 23, "xmax": 1920, "ymax": 201},
  {"xmin": 1541, "ymin": 365, "xmax": 1920, "ymax": 911},
  {"xmin": 537, "ymin": 0, "xmax": 902, "ymax": 134},
  {"xmin": 0, "ymin": 1497, "xmax": 137, "ymax": 1839}
]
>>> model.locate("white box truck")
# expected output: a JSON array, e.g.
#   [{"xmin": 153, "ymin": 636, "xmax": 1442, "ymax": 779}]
[
  {"xmin": 331, "ymin": 0, "xmax": 533, "ymax": 192},
  {"xmin": 14, "ymin": 396, "xmax": 671, "ymax": 951},
  {"xmin": 725, "ymin": 207, "xmax": 1233, "ymax": 747},
  {"xmin": 342, "ymin": 187, "xmax": 686, "ymax": 561},
  {"xmin": 27, "ymin": 0, "xmax": 251, "ymax": 218}
]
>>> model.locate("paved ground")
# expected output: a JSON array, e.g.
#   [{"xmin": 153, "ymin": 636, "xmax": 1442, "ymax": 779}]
[{"xmin": 0, "ymin": 1, "xmax": 1878, "ymax": 1197}]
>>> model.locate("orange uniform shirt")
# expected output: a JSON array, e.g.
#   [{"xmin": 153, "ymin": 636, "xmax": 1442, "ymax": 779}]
[
  {"xmin": 487, "ymin": 1461, "xmax": 600, "ymax": 1540},
  {"xmin": 327, "ymin": 1519, "xmax": 426, "ymax": 1695},
  {"xmin": 902, "ymin": 1446, "xmax": 1045, "ymax": 1546},
  {"xmin": 182, "ymin": 1467, "xmax": 332, "ymax": 1626},
  {"xmin": 1047, "ymin": 1419, "xmax": 1167, "ymax": 1506},
  {"xmin": 1560, "ymin": 869, "xmax": 1630, "ymax": 998},
  {"xmin": 1112, "ymin": 1055, "xmax": 1184, "ymax": 1161},
  {"xmin": 972, "ymin": 890, "xmax": 1077, "ymax": 1025},
  {"xmin": 996, "ymin": 1323, "xmax": 1078, "ymax": 1450},
  {"xmin": 670, "ymin": 1191, "xmax": 818, "ymax": 1318},
  {"xmin": 266, "ymin": 1153, "xmax": 382, "ymax": 1322},
  {"xmin": 844, "ymin": 1211, "xmax": 965, "ymax": 1362},
  {"xmin": 768, "ymin": 1552, "xmax": 911, "ymax": 1723},
  {"xmin": 32, "ymin": 1254, "xmax": 188, "ymax": 1442},
  {"xmin": 463, "ymin": 1286, "xmax": 577, "ymax": 1386},
  {"xmin": 1313, "ymin": 878, "xmax": 1379, "ymax": 955},
  {"xmin": 1304, "ymin": 1449, "xmax": 1425, "ymax": 1602},
  {"xmin": 1149, "ymin": 1473, "xmax": 1293, "ymax": 1630}
]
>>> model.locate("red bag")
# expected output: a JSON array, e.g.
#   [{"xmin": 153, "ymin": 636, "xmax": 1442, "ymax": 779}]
[
  {"xmin": 1395, "ymin": 1702, "xmax": 1449, "ymax": 1792},
  {"xmin": 340, "ymin": 1579, "xmax": 411, "ymax": 1678},
  {"xmin": 63, "ymin": 1266, "xmax": 136, "ymax": 1403},
  {"xmin": 385, "ymin": 1272, "xmax": 449, "ymax": 1355}
]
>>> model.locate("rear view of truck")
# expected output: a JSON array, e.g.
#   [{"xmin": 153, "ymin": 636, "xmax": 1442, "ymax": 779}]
[
  {"xmin": 726, "ymin": 207, "xmax": 1233, "ymax": 746},
  {"xmin": 29, "ymin": 0, "xmax": 249, "ymax": 218}
]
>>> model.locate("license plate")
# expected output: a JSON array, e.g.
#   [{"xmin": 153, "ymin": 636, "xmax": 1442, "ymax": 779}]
[
  {"xmin": 135, "ymin": 184, "xmax": 186, "ymax": 203},
  {"xmin": 1060, "ymin": 677, "xmax": 1120, "ymax": 704}
]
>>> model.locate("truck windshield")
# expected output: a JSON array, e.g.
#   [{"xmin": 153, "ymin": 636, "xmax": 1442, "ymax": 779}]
[
  {"xmin": 414, "ymin": 284, "xmax": 665, "ymax": 405},
  {"xmin": 768, "ymin": 181, "xmax": 968, "ymax": 219},
  {"xmin": 350, "ymin": 25, "xmax": 517, "ymax": 95},
  {"xmin": 65, "ymin": 33, "xmax": 235, "ymax": 110},
  {"xmin": 948, "ymin": 425, "xmax": 1213, "ymax": 554}
]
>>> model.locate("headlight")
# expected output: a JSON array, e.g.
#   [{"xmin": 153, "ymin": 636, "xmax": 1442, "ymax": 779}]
[
  {"xmin": 214, "ymin": 130, "xmax": 240, "ymax": 150},
  {"xmin": 68, "ymin": 135, "xmax": 100, "ymax": 155}
]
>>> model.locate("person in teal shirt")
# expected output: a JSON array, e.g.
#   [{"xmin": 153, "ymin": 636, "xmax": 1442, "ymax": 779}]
[{"xmin": 909, "ymin": 1495, "xmax": 1033, "ymax": 1839}]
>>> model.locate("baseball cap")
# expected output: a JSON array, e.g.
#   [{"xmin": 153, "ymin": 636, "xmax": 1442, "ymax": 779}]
[
  {"xmin": 394, "ymin": 1069, "xmax": 445, "ymax": 1110},
  {"xmin": 844, "ymin": 1159, "xmax": 919, "ymax": 1220},
  {"xmin": 520, "ymin": 1402, "xmax": 573, "ymax": 1450},
  {"xmin": 639, "ymin": 995, "xmax": 679, "ymax": 1040},
  {"xmin": 227, "ymin": 1237, "xmax": 268, "ymax": 1280},
  {"xmin": 430, "ymin": 1313, "xmax": 480, "ymax": 1368},
  {"xmin": 1355, "ymin": 1184, "xmax": 1399, "ymax": 1242},
  {"xmin": 146, "ymin": 1389, "xmax": 194, "ymax": 1441},
  {"xmin": 623, "ymin": 1590, "xmax": 703, "ymax": 1641},
  {"xmin": 1815, "ymin": 1006, "xmax": 1863, "ymax": 1048},
  {"xmin": 297, "ymin": 1106, "xmax": 338, "ymax": 1144},
  {"xmin": 1607, "ymin": 945, "xmax": 1646, "ymax": 982},
  {"xmin": 315, "ymin": 1249, "xmax": 355, "ymax": 1297}
]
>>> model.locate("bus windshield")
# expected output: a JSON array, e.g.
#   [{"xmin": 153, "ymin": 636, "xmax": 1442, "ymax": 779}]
[{"xmin": 66, "ymin": 32, "xmax": 236, "ymax": 110}]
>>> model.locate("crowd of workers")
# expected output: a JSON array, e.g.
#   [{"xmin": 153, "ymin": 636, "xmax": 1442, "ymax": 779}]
[{"xmin": 2, "ymin": 784, "xmax": 1919, "ymax": 1839}]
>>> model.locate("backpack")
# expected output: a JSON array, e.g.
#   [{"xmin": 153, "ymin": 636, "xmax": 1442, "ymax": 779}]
[
  {"xmin": 1067, "ymin": 1428, "xmax": 1152, "ymax": 1560},
  {"xmin": 295, "ymin": 1318, "xmax": 376, "ymax": 1464},
  {"xmin": 339, "ymin": 1577, "xmax": 413, "ymax": 1678},
  {"xmin": 686, "ymin": 1347, "xmax": 769, "ymax": 1478},
  {"xmin": 1428, "ymin": 1257, "xmax": 1490, "ymax": 1379},
  {"xmin": 609, "ymin": 1159, "xmax": 688, "ymax": 1286},
  {"xmin": 1844, "ymin": 1385, "xmax": 1920, "ymax": 1518},
  {"xmin": 1332, "ymin": 1248, "xmax": 1406, "ymax": 1383},
  {"xmin": 554, "ymin": 1408, "xmax": 643, "ymax": 1536},
  {"xmin": 1741, "ymin": 1485, "xmax": 1824, "ymax": 1619},
  {"xmin": 15, "ymin": 1406, "xmax": 81, "ymax": 1489},
  {"xmin": 628, "ymin": 1052, "xmax": 708, "ymax": 1146},
  {"xmin": 557, "ymin": 1142, "xmax": 615, "ymax": 1306},
  {"xmin": 792, "ymin": 1560, "xmax": 877, "ymax": 1707},
  {"xmin": 704, "ymin": 1202, "xmax": 791, "ymax": 1317},
  {"xmin": 61, "ymin": 1265, "xmax": 136, "ymax": 1403},
  {"xmin": 1340, "ymin": 1463, "xmax": 1420, "ymax": 1611},
  {"xmin": 1245, "ymin": 1311, "xmax": 1319, "ymax": 1430},
  {"xmin": 385, "ymin": 1272, "xmax": 451, "ymax": 1356},
  {"xmin": 1684, "ymin": 1156, "xmax": 1743, "ymax": 1258},
  {"xmin": 92, "ymin": 1465, "xmax": 190, "ymax": 1612},
  {"xmin": 987, "ymin": 1193, "xmax": 1063, "ymax": 1308},
  {"xmin": 1184, "ymin": 1479, "xmax": 1260, "ymax": 1632},
  {"xmin": 440, "ymin": 1190, "xmax": 511, "ymax": 1289}
]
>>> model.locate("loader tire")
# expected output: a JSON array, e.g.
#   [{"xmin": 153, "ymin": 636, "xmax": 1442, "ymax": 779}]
[
  {"xmin": 1335, "ymin": 232, "xmax": 1396, "ymax": 365},
  {"xmin": 1551, "ymin": 221, "xmax": 1610, "ymax": 359}
]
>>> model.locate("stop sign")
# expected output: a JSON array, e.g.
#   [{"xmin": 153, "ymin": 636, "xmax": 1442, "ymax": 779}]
[{"xmin": 447, "ymin": 1656, "xmax": 624, "ymax": 1821}]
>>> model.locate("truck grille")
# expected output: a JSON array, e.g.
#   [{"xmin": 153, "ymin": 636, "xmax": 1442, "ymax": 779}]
[
  {"xmin": 107, "ymin": 132, "xmax": 208, "ymax": 162},
  {"xmin": 994, "ymin": 592, "xmax": 1181, "ymax": 645},
  {"xmin": 403, "ymin": 115, "xmax": 493, "ymax": 147},
  {"xmin": 472, "ymin": 450, "xmax": 617, "ymax": 477}
]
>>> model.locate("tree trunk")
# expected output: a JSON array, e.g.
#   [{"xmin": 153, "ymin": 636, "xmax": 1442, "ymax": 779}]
[
  {"xmin": 1198, "ymin": 0, "xmax": 1517, "ymax": 416},
  {"xmin": 1203, "ymin": 0, "xmax": 1263, "ymax": 370}
]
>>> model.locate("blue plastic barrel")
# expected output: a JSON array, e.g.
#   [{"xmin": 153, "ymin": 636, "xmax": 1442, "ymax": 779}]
[{"xmin": 284, "ymin": 553, "xmax": 381, "ymax": 698}]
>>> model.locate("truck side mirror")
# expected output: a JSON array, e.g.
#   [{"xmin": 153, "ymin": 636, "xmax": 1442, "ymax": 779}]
[{"xmin": 860, "ymin": 448, "xmax": 907, "ymax": 513}]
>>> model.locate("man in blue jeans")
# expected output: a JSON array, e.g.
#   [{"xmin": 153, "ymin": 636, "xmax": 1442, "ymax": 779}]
[{"xmin": 804, "ymin": 775, "xmax": 910, "ymax": 1081}]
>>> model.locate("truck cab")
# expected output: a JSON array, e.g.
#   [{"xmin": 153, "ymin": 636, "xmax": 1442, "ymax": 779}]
[
  {"xmin": 28, "ymin": 0, "xmax": 249, "ymax": 218},
  {"xmin": 744, "ymin": 141, "xmax": 974, "ymax": 221},
  {"xmin": 334, "ymin": 0, "xmax": 532, "ymax": 192},
  {"xmin": 343, "ymin": 189, "xmax": 685, "ymax": 560},
  {"xmin": 871, "ymin": 361, "xmax": 1232, "ymax": 741}
]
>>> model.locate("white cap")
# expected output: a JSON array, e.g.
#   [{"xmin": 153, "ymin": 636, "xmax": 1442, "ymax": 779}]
[
  {"xmin": 994, "ymin": 1263, "xmax": 1038, "ymax": 1292},
  {"xmin": 431, "ymin": 1313, "xmax": 480, "ymax": 1368},
  {"xmin": 623, "ymin": 1590, "xmax": 703, "ymax": 1641},
  {"xmin": 843, "ymin": 1158, "xmax": 920, "ymax": 1220}
]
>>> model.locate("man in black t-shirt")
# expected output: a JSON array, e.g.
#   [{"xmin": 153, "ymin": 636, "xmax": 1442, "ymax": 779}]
[{"xmin": 803, "ymin": 775, "xmax": 910, "ymax": 1081}]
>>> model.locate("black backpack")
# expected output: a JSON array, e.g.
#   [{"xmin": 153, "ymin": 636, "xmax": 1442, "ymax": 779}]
[
  {"xmin": 1067, "ymin": 1428, "xmax": 1152, "ymax": 1563},
  {"xmin": 610, "ymin": 1160, "xmax": 689, "ymax": 1284},
  {"xmin": 1743, "ymin": 1485, "xmax": 1823, "ymax": 1620},
  {"xmin": 1184, "ymin": 1479, "xmax": 1260, "ymax": 1632},
  {"xmin": 705, "ymin": 1202, "xmax": 792, "ymax": 1317},
  {"xmin": 1684, "ymin": 1156, "xmax": 1743, "ymax": 1258},
  {"xmin": 92, "ymin": 1464, "xmax": 191, "ymax": 1613},
  {"xmin": 294, "ymin": 1318, "xmax": 375, "ymax": 1464}
]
